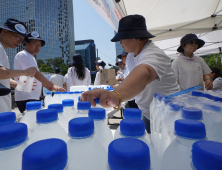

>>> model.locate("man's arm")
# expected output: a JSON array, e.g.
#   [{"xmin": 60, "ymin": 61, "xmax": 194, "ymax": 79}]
[
  {"xmin": 10, "ymin": 79, "xmax": 18, "ymax": 88},
  {"xmin": 203, "ymin": 74, "xmax": 213, "ymax": 90},
  {"xmin": 64, "ymin": 82, "xmax": 67, "ymax": 91}
]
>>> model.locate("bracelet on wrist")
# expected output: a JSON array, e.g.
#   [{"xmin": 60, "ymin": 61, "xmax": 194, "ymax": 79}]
[{"xmin": 112, "ymin": 91, "xmax": 122, "ymax": 111}]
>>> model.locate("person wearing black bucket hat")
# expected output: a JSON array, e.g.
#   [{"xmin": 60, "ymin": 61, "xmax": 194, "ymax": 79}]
[
  {"xmin": 0, "ymin": 18, "xmax": 36, "ymax": 112},
  {"xmin": 94, "ymin": 60, "xmax": 106, "ymax": 85},
  {"xmin": 49, "ymin": 67, "xmax": 64, "ymax": 91},
  {"xmin": 81, "ymin": 15, "xmax": 179, "ymax": 133},
  {"xmin": 172, "ymin": 33, "xmax": 212, "ymax": 91}
]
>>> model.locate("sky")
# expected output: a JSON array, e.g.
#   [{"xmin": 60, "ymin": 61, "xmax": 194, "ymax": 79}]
[{"xmin": 73, "ymin": 0, "xmax": 117, "ymax": 66}]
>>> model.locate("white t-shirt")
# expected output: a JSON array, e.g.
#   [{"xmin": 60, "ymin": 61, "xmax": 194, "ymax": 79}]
[
  {"xmin": 172, "ymin": 54, "xmax": 211, "ymax": 91},
  {"xmin": 0, "ymin": 42, "xmax": 11, "ymax": 112},
  {"xmin": 14, "ymin": 50, "xmax": 42, "ymax": 101},
  {"xmin": 212, "ymin": 77, "xmax": 222, "ymax": 90},
  {"xmin": 64, "ymin": 74, "xmax": 70, "ymax": 92},
  {"xmin": 126, "ymin": 40, "xmax": 179, "ymax": 119},
  {"xmin": 49, "ymin": 74, "xmax": 64, "ymax": 89},
  {"xmin": 67, "ymin": 67, "xmax": 91, "ymax": 86},
  {"xmin": 94, "ymin": 71, "xmax": 101, "ymax": 85}
]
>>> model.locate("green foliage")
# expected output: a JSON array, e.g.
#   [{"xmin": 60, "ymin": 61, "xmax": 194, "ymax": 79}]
[
  {"xmin": 60, "ymin": 63, "xmax": 69, "ymax": 76},
  {"xmin": 53, "ymin": 57, "xmax": 64, "ymax": 68},
  {"xmin": 38, "ymin": 63, "xmax": 54, "ymax": 73},
  {"xmin": 203, "ymin": 54, "xmax": 221, "ymax": 69},
  {"xmin": 45, "ymin": 58, "xmax": 54, "ymax": 68},
  {"xmin": 37, "ymin": 59, "xmax": 44, "ymax": 67}
]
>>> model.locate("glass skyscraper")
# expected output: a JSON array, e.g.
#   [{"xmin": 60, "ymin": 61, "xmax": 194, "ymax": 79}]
[{"xmin": 0, "ymin": 0, "xmax": 75, "ymax": 69}]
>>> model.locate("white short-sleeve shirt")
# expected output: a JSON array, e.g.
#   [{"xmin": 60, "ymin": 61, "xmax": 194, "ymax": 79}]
[
  {"xmin": 64, "ymin": 74, "xmax": 70, "ymax": 91},
  {"xmin": 94, "ymin": 71, "xmax": 101, "ymax": 85},
  {"xmin": 126, "ymin": 40, "xmax": 179, "ymax": 119},
  {"xmin": 212, "ymin": 77, "xmax": 222, "ymax": 90},
  {"xmin": 49, "ymin": 74, "xmax": 64, "ymax": 89},
  {"xmin": 0, "ymin": 42, "xmax": 11, "ymax": 112},
  {"xmin": 14, "ymin": 50, "xmax": 42, "ymax": 101},
  {"xmin": 171, "ymin": 54, "xmax": 211, "ymax": 91}
]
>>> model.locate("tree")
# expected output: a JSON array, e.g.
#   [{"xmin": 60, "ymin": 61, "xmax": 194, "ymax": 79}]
[
  {"xmin": 53, "ymin": 57, "xmax": 64, "ymax": 68},
  {"xmin": 38, "ymin": 63, "xmax": 54, "ymax": 73},
  {"xmin": 37, "ymin": 59, "xmax": 44, "ymax": 67},
  {"xmin": 60, "ymin": 63, "xmax": 69, "ymax": 76},
  {"xmin": 45, "ymin": 58, "xmax": 54, "ymax": 68},
  {"xmin": 203, "ymin": 54, "xmax": 221, "ymax": 69}
]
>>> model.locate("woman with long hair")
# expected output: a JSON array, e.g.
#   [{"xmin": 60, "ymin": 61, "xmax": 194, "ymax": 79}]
[{"xmin": 209, "ymin": 67, "xmax": 222, "ymax": 90}]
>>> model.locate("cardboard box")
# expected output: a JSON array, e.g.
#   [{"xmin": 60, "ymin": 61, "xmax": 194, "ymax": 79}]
[
  {"xmin": 100, "ymin": 69, "xmax": 116, "ymax": 80},
  {"xmin": 100, "ymin": 79, "xmax": 118, "ymax": 87}
]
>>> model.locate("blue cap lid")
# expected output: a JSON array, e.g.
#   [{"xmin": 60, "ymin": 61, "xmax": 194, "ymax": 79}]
[
  {"xmin": 88, "ymin": 108, "xmax": 106, "ymax": 120},
  {"xmin": 175, "ymin": 119, "xmax": 206, "ymax": 139},
  {"xmin": 108, "ymin": 138, "xmax": 150, "ymax": 170},
  {"xmin": 203, "ymin": 93, "xmax": 215, "ymax": 100},
  {"xmin": 37, "ymin": 109, "xmax": 58, "ymax": 124},
  {"xmin": 192, "ymin": 141, "xmax": 222, "ymax": 170},
  {"xmin": 203, "ymin": 103, "xmax": 221, "ymax": 112},
  {"xmin": 46, "ymin": 92, "xmax": 51, "ymax": 95},
  {"xmin": 168, "ymin": 103, "xmax": 181, "ymax": 111},
  {"xmin": 153, "ymin": 93, "xmax": 161, "ymax": 98},
  {"xmin": 120, "ymin": 119, "xmax": 145, "ymax": 137},
  {"xmin": 124, "ymin": 108, "xmax": 142, "ymax": 119},
  {"xmin": 78, "ymin": 96, "xmax": 81, "ymax": 102},
  {"xmin": 214, "ymin": 96, "xmax": 222, "ymax": 102},
  {"xmin": 26, "ymin": 102, "xmax": 41, "ymax": 111},
  {"xmin": 77, "ymin": 101, "xmax": 91, "ymax": 110},
  {"xmin": 88, "ymin": 87, "xmax": 92, "ymax": 90},
  {"xmin": 0, "ymin": 112, "xmax": 16, "ymax": 126},
  {"xmin": 0, "ymin": 123, "xmax": 28, "ymax": 149},
  {"xmin": 69, "ymin": 117, "xmax": 94, "ymax": 138},
  {"xmin": 192, "ymin": 91, "xmax": 203, "ymax": 97},
  {"xmin": 22, "ymin": 138, "xmax": 68, "ymax": 170},
  {"xmin": 48, "ymin": 104, "xmax": 63, "ymax": 113},
  {"xmin": 157, "ymin": 94, "xmax": 166, "ymax": 101},
  {"xmin": 182, "ymin": 107, "xmax": 203, "ymax": 120},
  {"xmin": 62, "ymin": 99, "xmax": 74, "ymax": 107},
  {"xmin": 94, "ymin": 98, "xmax": 99, "ymax": 104}
]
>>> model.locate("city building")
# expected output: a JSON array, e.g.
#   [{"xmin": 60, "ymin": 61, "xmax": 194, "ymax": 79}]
[{"xmin": 114, "ymin": 31, "xmax": 123, "ymax": 61}]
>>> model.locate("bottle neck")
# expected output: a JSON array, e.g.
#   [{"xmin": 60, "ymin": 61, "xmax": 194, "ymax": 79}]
[
  {"xmin": 175, "ymin": 136, "xmax": 200, "ymax": 147},
  {"xmin": 64, "ymin": 106, "xmax": 74, "ymax": 110},
  {"xmin": 69, "ymin": 134, "xmax": 94, "ymax": 142},
  {"xmin": 77, "ymin": 110, "xmax": 88, "ymax": 114}
]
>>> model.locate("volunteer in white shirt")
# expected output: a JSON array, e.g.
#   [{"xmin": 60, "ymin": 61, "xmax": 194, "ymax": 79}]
[
  {"xmin": 209, "ymin": 67, "xmax": 222, "ymax": 90},
  {"xmin": 67, "ymin": 54, "xmax": 91, "ymax": 87},
  {"xmin": 0, "ymin": 18, "xmax": 36, "ymax": 112},
  {"xmin": 14, "ymin": 31, "xmax": 65, "ymax": 113},
  {"xmin": 115, "ymin": 59, "xmax": 125, "ymax": 83},
  {"xmin": 81, "ymin": 15, "xmax": 179, "ymax": 133},
  {"xmin": 172, "ymin": 34, "xmax": 213, "ymax": 91},
  {"xmin": 49, "ymin": 68, "xmax": 64, "ymax": 90},
  {"xmin": 94, "ymin": 60, "xmax": 106, "ymax": 85},
  {"xmin": 64, "ymin": 64, "xmax": 72, "ymax": 91}
]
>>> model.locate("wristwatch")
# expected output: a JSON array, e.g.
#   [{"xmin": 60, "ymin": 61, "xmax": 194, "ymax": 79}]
[{"xmin": 205, "ymin": 78, "xmax": 212, "ymax": 82}]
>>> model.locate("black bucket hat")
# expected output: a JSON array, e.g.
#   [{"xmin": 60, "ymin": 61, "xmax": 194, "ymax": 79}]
[
  {"xmin": 0, "ymin": 18, "xmax": 28, "ymax": 41},
  {"xmin": 95, "ymin": 60, "xmax": 106, "ymax": 68},
  {"xmin": 72, "ymin": 54, "xmax": 83, "ymax": 64},
  {"xmin": 111, "ymin": 15, "xmax": 155, "ymax": 42},
  {"xmin": 117, "ymin": 51, "xmax": 128, "ymax": 59},
  {"xmin": 25, "ymin": 31, "xmax": 46, "ymax": 47},
  {"xmin": 177, "ymin": 34, "xmax": 205, "ymax": 52},
  {"xmin": 55, "ymin": 67, "xmax": 61, "ymax": 74},
  {"xmin": 116, "ymin": 59, "xmax": 123, "ymax": 66}
]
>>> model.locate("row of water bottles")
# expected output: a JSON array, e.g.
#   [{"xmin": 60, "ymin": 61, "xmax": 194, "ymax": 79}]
[{"xmin": 150, "ymin": 90, "xmax": 222, "ymax": 169}]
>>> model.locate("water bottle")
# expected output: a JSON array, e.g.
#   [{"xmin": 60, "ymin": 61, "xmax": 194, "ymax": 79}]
[
  {"xmin": 108, "ymin": 138, "xmax": 150, "ymax": 170},
  {"xmin": 191, "ymin": 140, "xmax": 222, "ymax": 170},
  {"xmin": 67, "ymin": 117, "xmax": 107, "ymax": 170},
  {"xmin": 62, "ymin": 99, "xmax": 76, "ymax": 121},
  {"xmin": 16, "ymin": 75, "xmax": 27, "ymax": 91},
  {"xmin": 88, "ymin": 108, "xmax": 113, "ymax": 152},
  {"xmin": 162, "ymin": 119, "xmax": 206, "ymax": 170},
  {"xmin": 20, "ymin": 101, "xmax": 42, "ymax": 136},
  {"xmin": 0, "ymin": 111, "xmax": 16, "ymax": 125},
  {"xmin": 75, "ymin": 101, "xmax": 91, "ymax": 117},
  {"xmin": 44, "ymin": 92, "xmax": 52, "ymax": 108},
  {"xmin": 73, "ymin": 91, "xmax": 82, "ymax": 110},
  {"xmin": 23, "ymin": 76, "xmax": 35, "ymax": 93},
  {"xmin": 52, "ymin": 92, "xmax": 60, "ymax": 103},
  {"xmin": 0, "ymin": 123, "xmax": 28, "ymax": 169},
  {"xmin": 48, "ymin": 104, "xmax": 69, "ymax": 133},
  {"xmin": 114, "ymin": 108, "xmax": 142, "ymax": 139},
  {"xmin": 28, "ymin": 109, "xmax": 68, "ymax": 145},
  {"xmin": 22, "ymin": 138, "xmax": 70, "ymax": 170}
]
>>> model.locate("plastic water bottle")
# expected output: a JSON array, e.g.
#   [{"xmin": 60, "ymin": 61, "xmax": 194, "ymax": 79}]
[
  {"xmin": 162, "ymin": 119, "xmax": 206, "ymax": 170},
  {"xmin": 191, "ymin": 140, "xmax": 222, "ymax": 170},
  {"xmin": 23, "ymin": 76, "xmax": 35, "ymax": 93},
  {"xmin": 28, "ymin": 109, "xmax": 68, "ymax": 145},
  {"xmin": 22, "ymin": 138, "xmax": 70, "ymax": 170},
  {"xmin": 75, "ymin": 101, "xmax": 91, "ymax": 117},
  {"xmin": 44, "ymin": 92, "xmax": 52, "ymax": 108},
  {"xmin": 108, "ymin": 138, "xmax": 150, "ymax": 170},
  {"xmin": 52, "ymin": 92, "xmax": 60, "ymax": 103},
  {"xmin": 150, "ymin": 93, "xmax": 161, "ymax": 114},
  {"xmin": 16, "ymin": 75, "xmax": 27, "ymax": 91},
  {"xmin": 62, "ymin": 99, "xmax": 76, "ymax": 121},
  {"xmin": 67, "ymin": 117, "xmax": 107, "ymax": 170},
  {"xmin": 0, "ymin": 123, "xmax": 28, "ymax": 170},
  {"xmin": 20, "ymin": 101, "xmax": 42, "ymax": 136},
  {"xmin": 88, "ymin": 108, "xmax": 113, "ymax": 152},
  {"xmin": 73, "ymin": 91, "xmax": 82, "ymax": 109},
  {"xmin": 114, "ymin": 108, "xmax": 142, "ymax": 139},
  {"xmin": 0, "ymin": 111, "xmax": 16, "ymax": 125},
  {"xmin": 48, "ymin": 104, "xmax": 69, "ymax": 133}
]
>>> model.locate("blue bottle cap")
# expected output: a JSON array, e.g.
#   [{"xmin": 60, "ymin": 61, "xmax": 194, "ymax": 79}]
[
  {"xmin": 94, "ymin": 98, "xmax": 99, "ymax": 104},
  {"xmin": 120, "ymin": 119, "xmax": 145, "ymax": 137},
  {"xmin": 157, "ymin": 94, "xmax": 166, "ymax": 101},
  {"xmin": 26, "ymin": 101, "xmax": 41, "ymax": 111},
  {"xmin": 192, "ymin": 91, "xmax": 203, "ymax": 97},
  {"xmin": 78, "ymin": 96, "xmax": 81, "ymax": 102},
  {"xmin": 48, "ymin": 104, "xmax": 63, "ymax": 113},
  {"xmin": 0, "ymin": 123, "xmax": 28, "ymax": 149},
  {"xmin": 46, "ymin": 92, "xmax": 51, "ymax": 95},
  {"xmin": 182, "ymin": 107, "xmax": 203, "ymax": 120},
  {"xmin": 77, "ymin": 101, "xmax": 91, "ymax": 110},
  {"xmin": 88, "ymin": 87, "xmax": 92, "ymax": 90},
  {"xmin": 37, "ymin": 109, "xmax": 58, "ymax": 124},
  {"xmin": 62, "ymin": 99, "xmax": 74, "ymax": 107},
  {"xmin": 69, "ymin": 117, "xmax": 94, "ymax": 138},
  {"xmin": 153, "ymin": 93, "xmax": 161, "ymax": 98},
  {"xmin": 22, "ymin": 138, "xmax": 68, "ymax": 170},
  {"xmin": 175, "ymin": 119, "xmax": 206, "ymax": 139},
  {"xmin": 203, "ymin": 103, "xmax": 221, "ymax": 112},
  {"xmin": 0, "ymin": 112, "xmax": 16, "ymax": 126},
  {"xmin": 192, "ymin": 141, "xmax": 222, "ymax": 170},
  {"xmin": 108, "ymin": 138, "xmax": 150, "ymax": 170},
  {"xmin": 88, "ymin": 108, "xmax": 106, "ymax": 120},
  {"xmin": 124, "ymin": 108, "xmax": 142, "ymax": 119},
  {"xmin": 203, "ymin": 93, "xmax": 215, "ymax": 100},
  {"xmin": 214, "ymin": 96, "xmax": 222, "ymax": 102},
  {"xmin": 168, "ymin": 103, "xmax": 181, "ymax": 112}
]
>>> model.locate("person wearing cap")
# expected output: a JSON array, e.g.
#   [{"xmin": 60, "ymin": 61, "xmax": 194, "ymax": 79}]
[
  {"xmin": 94, "ymin": 60, "xmax": 106, "ymax": 85},
  {"xmin": 208, "ymin": 67, "xmax": 222, "ymax": 90},
  {"xmin": 172, "ymin": 34, "xmax": 213, "ymax": 91},
  {"xmin": 0, "ymin": 18, "xmax": 36, "ymax": 112},
  {"xmin": 14, "ymin": 31, "xmax": 65, "ymax": 113},
  {"xmin": 81, "ymin": 15, "xmax": 179, "ymax": 133},
  {"xmin": 64, "ymin": 63, "xmax": 72, "ymax": 91},
  {"xmin": 49, "ymin": 67, "xmax": 64, "ymax": 91},
  {"xmin": 66, "ymin": 54, "xmax": 91, "ymax": 89},
  {"xmin": 115, "ymin": 59, "xmax": 125, "ymax": 83}
]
